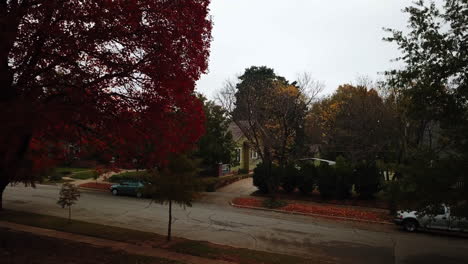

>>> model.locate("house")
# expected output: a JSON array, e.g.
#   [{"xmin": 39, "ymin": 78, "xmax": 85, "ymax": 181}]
[{"xmin": 227, "ymin": 122, "xmax": 261, "ymax": 173}]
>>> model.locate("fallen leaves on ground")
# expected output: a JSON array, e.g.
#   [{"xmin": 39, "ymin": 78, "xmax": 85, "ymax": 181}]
[
  {"xmin": 79, "ymin": 182, "xmax": 112, "ymax": 190},
  {"xmin": 232, "ymin": 197, "xmax": 263, "ymax": 207},
  {"xmin": 232, "ymin": 197, "xmax": 390, "ymax": 222}
]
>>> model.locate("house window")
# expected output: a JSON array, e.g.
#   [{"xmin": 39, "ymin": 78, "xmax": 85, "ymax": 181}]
[
  {"xmin": 235, "ymin": 148, "xmax": 241, "ymax": 162},
  {"xmin": 251, "ymin": 150, "xmax": 258, "ymax": 159}
]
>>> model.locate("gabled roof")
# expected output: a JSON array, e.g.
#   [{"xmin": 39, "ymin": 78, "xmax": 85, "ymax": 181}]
[{"xmin": 228, "ymin": 122, "xmax": 244, "ymax": 142}]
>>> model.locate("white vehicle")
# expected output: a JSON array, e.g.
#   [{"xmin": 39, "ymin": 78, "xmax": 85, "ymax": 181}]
[{"xmin": 395, "ymin": 205, "xmax": 468, "ymax": 233}]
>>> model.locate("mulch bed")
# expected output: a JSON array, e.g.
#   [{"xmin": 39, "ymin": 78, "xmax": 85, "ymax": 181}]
[
  {"xmin": 252, "ymin": 190, "xmax": 391, "ymax": 209},
  {"xmin": 78, "ymin": 182, "xmax": 112, "ymax": 190},
  {"xmin": 232, "ymin": 197, "xmax": 391, "ymax": 223}
]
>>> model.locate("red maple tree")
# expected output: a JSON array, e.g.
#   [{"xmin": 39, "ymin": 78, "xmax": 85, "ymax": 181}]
[{"xmin": 0, "ymin": 0, "xmax": 212, "ymax": 209}]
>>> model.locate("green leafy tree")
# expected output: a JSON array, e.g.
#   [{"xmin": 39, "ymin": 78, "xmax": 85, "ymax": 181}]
[
  {"xmin": 195, "ymin": 95, "xmax": 237, "ymax": 173},
  {"xmin": 307, "ymin": 84, "xmax": 397, "ymax": 162},
  {"xmin": 230, "ymin": 66, "xmax": 317, "ymax": 196},
  {"xmin": 144, "ymin": 155, "xmax": 199, "ymax": 241},
  {"xmin": 385, "ymin": 0, "xmax": 468, "ymax": 216},
  {"xmin": 57, "ymin": 183, "xmax": 81, "ymax": 223}
]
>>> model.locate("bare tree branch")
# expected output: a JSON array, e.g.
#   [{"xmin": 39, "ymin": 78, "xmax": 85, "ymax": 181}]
[
  {"xmin": 295, "ymin": 72, "xmax": 324, "ymax": 106},
  {"xmin": 214, "ymin": 78, "xmax": 237, "ymax": 114}
]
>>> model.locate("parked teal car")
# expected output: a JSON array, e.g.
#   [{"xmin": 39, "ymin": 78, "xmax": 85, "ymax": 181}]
[{"xmin": 110, "ymin": 181, "xmax": 145, "ymax": 198}]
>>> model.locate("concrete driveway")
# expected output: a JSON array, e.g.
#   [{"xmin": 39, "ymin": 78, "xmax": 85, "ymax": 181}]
[
  {"xmin": 3, "ymin": 184, "xmax": 468, "ymax": 264},
  {"xmin": 217, "ymin": 177, "xmax": 257, "ymax": 195}
]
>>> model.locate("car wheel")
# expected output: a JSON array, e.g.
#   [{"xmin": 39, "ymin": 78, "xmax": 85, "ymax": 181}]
[
  {"xmin": 403, "ymin": 219, "xmax": 418, "ymax": 232},
  {"xmin": 112, "ymin": 189, "xmax": 118, "ymax": 196},
  {"xmin": 136, "ymin": 192, "xmax": 142, "ymax": 198}
]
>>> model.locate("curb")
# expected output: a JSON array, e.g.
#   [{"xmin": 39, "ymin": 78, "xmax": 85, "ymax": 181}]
[{"xmin": 230, "ymin": 202, "xmax": 393, "ymax": 225}]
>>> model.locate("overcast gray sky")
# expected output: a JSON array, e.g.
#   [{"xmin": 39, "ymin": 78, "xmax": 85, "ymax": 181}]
[{"xmin": 195, "ymin": 0, "xmax": 411, "ymax": 98}]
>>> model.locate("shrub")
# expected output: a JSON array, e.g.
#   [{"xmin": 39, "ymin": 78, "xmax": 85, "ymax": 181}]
[
  {"xmin": 334, "ymin": 156, "xmax": 354, "ymax": 200},
  {"xmin": 237, "ymin": 168, "xmax": 249, "ymax": 174},
  {"xmin": 108, "ymin": 171, "xmax": 148, "ymax": 183},
  {"xmin": 253, "ymin": 162, "xmax": 278, "ymax": 194},
  {"xmin": 280, "ymin": 164, "xmax": 300, "ymax": 193},
  {"xmin": 317, "ymin": 162, "xmax": 336, "ymax": 199},
  {"xmin": 49, "ymin": 173, "xmax": 63, "ymax": 182},
  {"xmin": 382, "ymin": 181, "xmax": 401, "ymax": 214},
  {"xmin": 297, "ymin": 162, "xmax": 317, "ymax": 195},
  {"xmin": 354, "ymin": 161, "xmax": 382, "ymax": 199}
]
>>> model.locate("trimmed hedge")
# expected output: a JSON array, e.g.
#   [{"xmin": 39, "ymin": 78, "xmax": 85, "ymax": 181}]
[
  {"xmin": 317, "ymin": 162, "xmax": 336, "ymax": 199},
  {"xmin": 297, "ymin": 162, "xmax": 317, "ymax": 195},
  {"xmin": 354, "ymin": 161, "xmax": 382, "ymax": 199},
  {"xmin": 108, "ymin": 171, "xmax": 149, "ymax": 183},
  {"xmin": 281, "ymin": 165, "xmax": 300, "ymax": 193},
  {"xmin": 253, "ymin": 163, "xmax": 278, "ymax": 194}
]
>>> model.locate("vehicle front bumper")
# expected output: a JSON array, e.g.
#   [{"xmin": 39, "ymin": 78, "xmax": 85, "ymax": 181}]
[{"xmin": 394, "ymin": 218, "xmax": 403, "ymax": 225}]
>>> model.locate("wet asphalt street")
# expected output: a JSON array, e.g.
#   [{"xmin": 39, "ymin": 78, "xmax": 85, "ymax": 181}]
[{"xmin": 3, "ymin": 184, "xmax": 468, "ymax": 264}]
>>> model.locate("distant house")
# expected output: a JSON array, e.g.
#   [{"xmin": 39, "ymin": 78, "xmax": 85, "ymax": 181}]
[{"xmin": 228, "ymin": 122, "xmax": 261, "ymax": 173}]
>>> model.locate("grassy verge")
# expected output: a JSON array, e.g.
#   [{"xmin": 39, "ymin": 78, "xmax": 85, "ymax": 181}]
[
  {"xmin": 0, "ymin": 228, "xmax": 182, "ymax": 264},
  {"xmin": 169, "ymin": 240, "xmax": 311, "ymax": 264},
  {"xmin": 0, "ymin": 210, "xmax": 161, "ymax": 243},
  {"xmin": 0, "ymin": 210, "xmax": 313, "ymax": 264}
]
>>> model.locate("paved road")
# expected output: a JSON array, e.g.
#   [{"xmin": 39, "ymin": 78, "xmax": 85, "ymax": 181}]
[{"xmin": 3, "ymin": 184, "xmax": 468, "ymax": 264}]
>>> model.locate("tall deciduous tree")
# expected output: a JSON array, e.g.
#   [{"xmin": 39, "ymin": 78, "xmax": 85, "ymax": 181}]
[
  {"xmin": 229, "ymin": 66, "xmax": 320, "ymax": 195},
  {"xmin": 385, "ymin": 0, "xmax": 468, "ymax": 216},
  {"xmin": 307, "ymin": 84, "xmax": 397, "ymax": 162},
  {"xmin": 0, "ymin": 1, "xmax": 212, "ymax": 209}
]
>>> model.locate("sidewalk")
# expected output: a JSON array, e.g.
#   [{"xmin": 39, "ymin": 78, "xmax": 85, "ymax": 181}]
[{"xmin": 0, "ymin": 221, "xmax": 236, "ymax": 264}]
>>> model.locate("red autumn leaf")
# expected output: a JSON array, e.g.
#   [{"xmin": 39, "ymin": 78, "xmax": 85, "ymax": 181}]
[
  {"xmin": 233, "ymin": 198, "xmax": 390, "ymax": 222},
  {"xmin": 233, "ymin": 198, "xmax": 263, "ymax": 208},
  {"xmin": 0, "ymin": 0, "xmax": 213, "ymax": 209}
]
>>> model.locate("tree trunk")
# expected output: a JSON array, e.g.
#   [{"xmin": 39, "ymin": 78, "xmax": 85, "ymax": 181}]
[
  {"xmin": 264, "ymin": 154, "xmax": 277, "ymax": 201},
  {"xmin": 68, "ymin": 206, "xmax": 71, "ymax": 223},
  {"xmin": 0, "ymin": 178, "xmax": 8, "ymax": 211},
  {"xmin": 167, "ymin": 200, "xmax": 172, "ymax": 241}
]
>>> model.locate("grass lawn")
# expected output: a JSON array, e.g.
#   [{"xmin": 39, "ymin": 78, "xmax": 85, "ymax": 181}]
[
  {"xmin": 69, "ymin": 170, "xmax": 95, "ymax": 180},
  {"xmin": 169, "ymin": 240, "xmax": 312, "ymax": 264},
  {"xmin": 0, "ymin": 228, "xmax": 182, "ymax": 264},
  {"xmin": 55, "ymin": 167, "xmax": 91, "ymax": 174},
  {"xmin": 0, "ymin": 210, "xmax": 159, "ymax": 243},
  {"xmin": 42, "ymin": 167, "xmax": 94, "ymax": 183},
  {"xmin": 41, "ymin": 178, "xmax": 74, "ymax": 185},
  {"xmin": 0, "ymin": 210, "xmax": 314, "ymax": 264}
]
